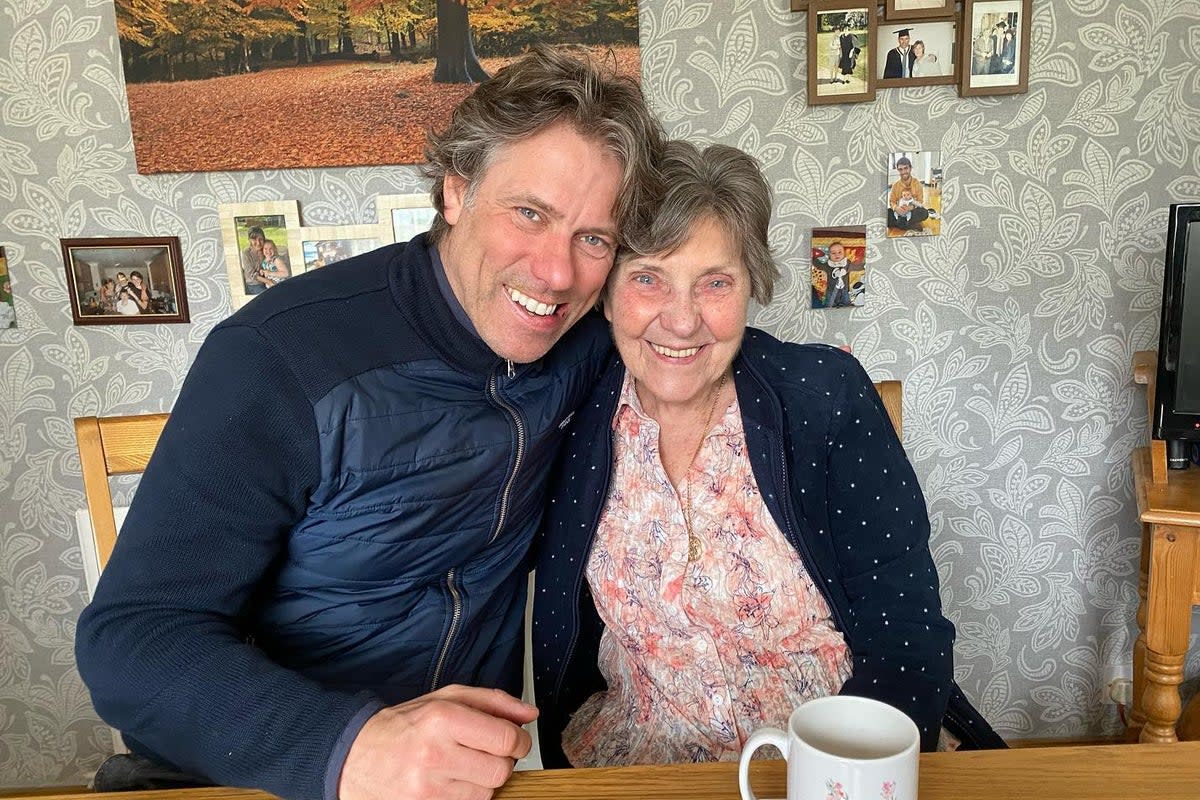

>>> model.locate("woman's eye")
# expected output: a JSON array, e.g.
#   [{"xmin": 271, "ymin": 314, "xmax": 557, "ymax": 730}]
[{"xmin": 634, "ymin": 274, "xmax": 654, "ymax": 285}]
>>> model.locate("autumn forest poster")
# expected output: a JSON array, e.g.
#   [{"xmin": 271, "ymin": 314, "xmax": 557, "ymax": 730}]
[{"xmin": 113, "ymin": 0, "xmax": 641, "ymax": 174}]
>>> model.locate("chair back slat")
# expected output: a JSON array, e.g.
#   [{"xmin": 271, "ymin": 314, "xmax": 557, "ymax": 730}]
[
  {"xmin": 873, "ymin": 380, "xmax": 903, "ymax": 441},
  {"xmin": 74, "ymin": 413, "xmax": 169, "ymax": 571}
]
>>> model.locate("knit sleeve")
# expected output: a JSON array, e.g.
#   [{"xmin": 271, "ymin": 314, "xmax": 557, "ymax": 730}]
[{"xmin": 76, "ymin": 324, "xmax": 380, "ymax": 800}]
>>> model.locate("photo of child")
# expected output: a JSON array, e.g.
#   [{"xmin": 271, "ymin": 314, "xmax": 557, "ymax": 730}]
[{"xmin": 811, "ymin": 226, "xmax": 868, "ymax": 309}]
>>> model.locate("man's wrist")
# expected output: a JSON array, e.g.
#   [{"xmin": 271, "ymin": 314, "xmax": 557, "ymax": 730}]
[{"xmin": 323, "ymin": 699, "xmax": 387, "ymax": 800}]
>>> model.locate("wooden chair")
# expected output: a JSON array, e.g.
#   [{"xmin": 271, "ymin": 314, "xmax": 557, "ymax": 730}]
[
  {"xmin": 74, "ymin": 413, "xmax": 169, "ymax": 571},
  {"xmin": 874, "ymin": 379, "xmax": 903, "ymax": 440}
]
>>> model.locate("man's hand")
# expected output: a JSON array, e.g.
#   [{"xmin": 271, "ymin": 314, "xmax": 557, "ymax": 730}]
[{"xmin": 338, "ymin": 685, "xmax": 539, "ymax": 800}]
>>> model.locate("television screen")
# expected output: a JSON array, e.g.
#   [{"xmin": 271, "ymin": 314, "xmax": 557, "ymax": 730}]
[
  {"xmin": 1178, "ymin": 220, "xmax": 1200, "ymax": 414},
  {"xmin": 1155, "ymin": 204, "xmax": 1200, "ymax": 441}
]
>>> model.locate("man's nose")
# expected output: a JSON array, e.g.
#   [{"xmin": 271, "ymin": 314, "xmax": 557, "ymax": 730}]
[{"xmin": 530, "ymin": 235, "xmax": 575, "ymax": 293}]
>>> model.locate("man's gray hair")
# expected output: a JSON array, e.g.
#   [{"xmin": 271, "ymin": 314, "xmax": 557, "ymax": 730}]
[
  {"xmin": 423, "ymin": 43, "xmax": 663, "ymax": 245},
  {"xmin": 619, "ymin": 140, "xmax": 779, "ymax": 305}
]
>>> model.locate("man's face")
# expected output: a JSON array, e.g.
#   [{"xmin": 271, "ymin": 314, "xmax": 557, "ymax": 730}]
[
  {"xmin": 899, "ymin": 35, "xmax": 910, "ymax": 48},
  {"xmin": 897, "ymin": 163, "xmax": 912, "ymax": 181},
  {"xmin": 439, "ymin": 121, "xmax": 622, "ymax": 364},
  {"xmin": 829, "ymin": 244, "xmax": 845, "ymax": 262}
]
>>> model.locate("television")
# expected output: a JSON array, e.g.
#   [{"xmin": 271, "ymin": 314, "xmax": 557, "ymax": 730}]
[{"xmin": 1153, "ymin": 203, "xmax": 1200, "ymax": 466}]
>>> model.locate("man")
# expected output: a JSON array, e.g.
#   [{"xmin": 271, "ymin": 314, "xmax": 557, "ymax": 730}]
[
  {"xmin": 76, "ymin": 45, "xmax": 663, "ymax": 800},
  {"xmin": 887, "ymin": 156, "xmax": 930, "ymax": 231},
  {"xmin": 883, "ymin": 28, "xmax": 915, "ymax": 79},
  {"xmin": 240, "ymin": 226, "xmax": 266, "ymax": 294}
]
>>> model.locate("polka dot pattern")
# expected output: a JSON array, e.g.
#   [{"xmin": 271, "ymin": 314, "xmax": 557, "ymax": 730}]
[{"xmin": 532, "ymin": 332, "xmax": 989, "ymax": 766}]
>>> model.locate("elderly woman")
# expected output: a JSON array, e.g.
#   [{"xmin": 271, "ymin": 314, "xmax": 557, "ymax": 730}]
[{"xmin": 532, "ymin": 141, "xmax": 1003, "ymax": 768}]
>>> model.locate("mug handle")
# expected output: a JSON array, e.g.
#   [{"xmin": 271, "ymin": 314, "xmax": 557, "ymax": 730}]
[{"xmin": 738, "ymin": 726, "xmax": 789, "ymax": 800}]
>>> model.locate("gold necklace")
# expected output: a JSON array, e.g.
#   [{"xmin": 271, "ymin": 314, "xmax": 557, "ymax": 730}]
[{"xmin": 682, "ymin": 372, "xmax": 729, "ymax": 562}]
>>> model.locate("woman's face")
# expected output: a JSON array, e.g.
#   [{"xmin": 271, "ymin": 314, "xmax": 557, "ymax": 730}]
[
  {"xmin": 913, "ymin": 42, "xmax": 925, "ymax": 58},
  {"xmin": 130, "ymin": 274, "xmax": 143, "ymax": 287},
  {"xmin": 605, "ymin": 215, "xmax": 750, "ymax": 412}
]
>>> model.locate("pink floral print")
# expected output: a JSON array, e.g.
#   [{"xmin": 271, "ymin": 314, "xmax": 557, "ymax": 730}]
[{"xmin": 562, "ymin": 374, "xmax": 852, "ymax": 767}]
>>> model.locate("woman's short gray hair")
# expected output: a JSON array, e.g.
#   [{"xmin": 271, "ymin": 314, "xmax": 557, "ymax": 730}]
[
  {"xmin": 423, "ymin": 43, "xmax": 663, "ymax": 245},
  {"xmin": 620, "ymin": 140, "xmax": 778, "ymax": 305}
]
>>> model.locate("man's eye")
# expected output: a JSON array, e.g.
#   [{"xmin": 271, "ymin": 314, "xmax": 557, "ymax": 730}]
[
  {"xmin": 634, "ymin": 274, "xmax": 654, "ymax": 285},
  {"xmin": 582, "ymin": 235, "xmax": 602, "ymax": 247},
  {"xmin": 517, "ymin": 207, "xmax": 540, "ymax": 221}
]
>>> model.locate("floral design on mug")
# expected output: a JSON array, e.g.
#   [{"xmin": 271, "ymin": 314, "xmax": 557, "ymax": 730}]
[
  {"xmin": 825, "ymin": 779, "xmax": 849, "ymax": 800},
  {"xmin": 881, "ymin": 781, "xmax": 896, "ymax": 800}
]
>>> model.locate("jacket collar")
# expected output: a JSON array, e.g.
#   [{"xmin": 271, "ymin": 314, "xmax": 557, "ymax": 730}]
[{"xmin": 389, "ymin": 232, "xmax": 502, "ymax": 376}]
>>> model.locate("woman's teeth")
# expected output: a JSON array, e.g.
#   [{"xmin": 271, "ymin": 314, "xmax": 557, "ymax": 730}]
[
  {"xmin": 651, "ymin": 343, "xmax": 699, "ymax": 358},
  {"xmin": 509, "ymin": 287, "xmax": 558, "ymax": 316}
]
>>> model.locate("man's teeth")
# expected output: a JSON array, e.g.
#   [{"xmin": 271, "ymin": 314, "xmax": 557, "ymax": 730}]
[
  {"xmin": 651, "ymin": 343, "xmax": 700, "ymax": 358},
  {"xmin": 509, "ymin": 288, "xmax": 558, "ymax": 317}
]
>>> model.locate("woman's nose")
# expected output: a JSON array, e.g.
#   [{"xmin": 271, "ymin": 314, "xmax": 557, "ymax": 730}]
[{"xmin": 661, "ymin": 291, "xmax": 701, "ymax": 336}]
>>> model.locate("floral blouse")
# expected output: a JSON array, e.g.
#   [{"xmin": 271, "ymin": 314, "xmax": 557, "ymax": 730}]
[{"xmin": 562, "ymin": 373, "xmax": 852, "ymax": 767}]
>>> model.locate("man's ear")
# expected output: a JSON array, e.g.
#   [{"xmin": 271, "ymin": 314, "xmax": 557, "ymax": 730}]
[{"xmin": 442, "ymin": 173, "xmax": 469, "ymax": 226}]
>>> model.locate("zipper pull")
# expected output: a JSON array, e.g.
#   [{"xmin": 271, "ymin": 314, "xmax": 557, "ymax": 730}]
[{"xmin": 507, "ymin": 359, "xmax": 514, "ymax": 379}]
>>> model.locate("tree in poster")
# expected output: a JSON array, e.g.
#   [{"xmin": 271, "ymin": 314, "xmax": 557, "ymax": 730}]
[{"xmin": 432, "ymin": 0, "xmax": 488, "ymax": 83}]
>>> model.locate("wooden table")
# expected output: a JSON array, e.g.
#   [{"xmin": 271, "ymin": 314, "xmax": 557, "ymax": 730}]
[
  {"xmin": 6, "ymin": 742, "xmax": 1200, "ymax": 800},
  {"xmin": 1127, "ymin": 446, "xmax": 1200, "ymax": 743}
]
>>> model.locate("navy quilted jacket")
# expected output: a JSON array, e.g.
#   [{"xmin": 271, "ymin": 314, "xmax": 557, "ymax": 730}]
[
  {"xmin": 76, "ymin": 235, "xmax": 610, "ymax": 800},
  {"xmin": 532, "ymin": 330, "xmax": 1004, "ymax": 767}
]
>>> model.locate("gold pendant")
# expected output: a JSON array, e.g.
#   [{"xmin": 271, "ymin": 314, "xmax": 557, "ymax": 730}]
[{"xmin": 688, "ymin": 533, "xmax": 702, "ymax": 562}]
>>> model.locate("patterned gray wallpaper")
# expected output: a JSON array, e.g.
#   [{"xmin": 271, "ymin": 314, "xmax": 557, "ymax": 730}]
[{"xmin": 1, "ymin": 0, "xmax": 1199, "ymax": 788}]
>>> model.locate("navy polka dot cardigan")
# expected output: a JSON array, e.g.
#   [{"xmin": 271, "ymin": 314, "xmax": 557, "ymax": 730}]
[{"xmin": 531, "ymin": 329, "xmax": 1005, "ymax": 767}]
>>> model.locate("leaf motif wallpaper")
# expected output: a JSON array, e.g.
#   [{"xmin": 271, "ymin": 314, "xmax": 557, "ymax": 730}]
[{"xmin": 2, "ymin": 0, "xmax": 1200, "ymax": 787}]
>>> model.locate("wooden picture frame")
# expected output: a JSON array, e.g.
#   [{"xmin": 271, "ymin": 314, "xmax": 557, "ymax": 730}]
[
  {"xmin": 297, "ymin": 224, "xmax": 388, "ymax": 272},
  {"xmin": 958, "ymin": 0, "xmax": 1032, "ymax": 97},
  {"xmin": 876, "ymin": 15, "xmax": 958, "ymax": 88},
  {"xmin": 808, "ymin": 1, "xmax": 877, "ymax": 105},
  {"xmin": 218, "ymin": 201, "xmax": 302, "ymax": 310},
  {"xmin": 374, "ymin": 193, "xmax": 438, "ymax": 245},
  {"xmin": 60, "ymin": 236, "xmax": 189, "ymax": 325},
  {"xmin": 885, "ymin": 0, "xmax": 955, "ymax": 20}
]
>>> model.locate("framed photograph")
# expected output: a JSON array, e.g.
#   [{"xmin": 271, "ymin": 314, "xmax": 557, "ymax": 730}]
[
  {"xmin": 297, "ymin": 225, "xmax": 387, "ymax": 271},
  {"xmin": 811, "ymin": 226, "xmax": 868, "ymax": 309},
  {"xmin": 959, "ymin": 0, "xmax": 1032, "ymax": 96},
  {"xmin": 375, "ymin": 193, "xmax": 438, "ymax": 245},
  {"xmin": 886, "ymin": 151, "xmax": 944, "ymax": 237},
  {"xmin": 877, "ymin": 17, "xmax": 957, "ymax": 87},
  {"xmin": 59, "ymin": 236, "xmax": 189, "ymax": 325},
  {"xmin": 808, "ymin": 2, "xmax": 877, "ymax": 105},
  {"xmin": 219, "ymin": 201, "xmax": 302, "ymax": 310},
  {"xmin": 0, "ymin": 246, "xmax": 15, "ymax": 329},
  {"xmin": 885, "ymin": 0, "xmax": 955, "ymax": 20}
]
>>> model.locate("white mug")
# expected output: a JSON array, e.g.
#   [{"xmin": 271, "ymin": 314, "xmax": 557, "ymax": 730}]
[{"xmin": 738, "ymin": 695, "xmax": 919, "ymax": 800}]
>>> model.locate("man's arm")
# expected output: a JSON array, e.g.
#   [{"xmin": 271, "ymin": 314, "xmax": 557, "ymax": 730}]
[{"xmin": 76, "ymin": 324, "xmax": 378, "ymax": 800}]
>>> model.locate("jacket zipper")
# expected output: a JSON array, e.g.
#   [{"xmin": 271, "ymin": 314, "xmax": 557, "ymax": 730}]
[
  {"xmin": 774, "ymin": 438, "xmax": 850, "ymax": 636},
  {"xmin": 430, "ymin": 363, "xmax": 525, "ymax": 691},
  {"xmin": 488, "ymin": 366, "xmax": 526, "ymax": 544},
  {"xmin": 429, "ymin": 567, "xmax": 462, "ymax": 690}
]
